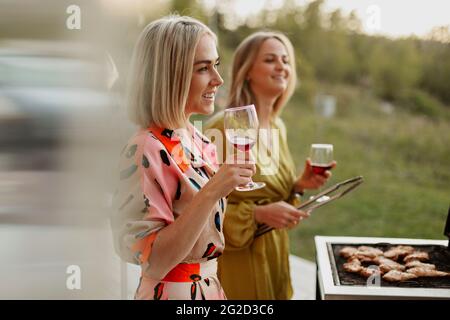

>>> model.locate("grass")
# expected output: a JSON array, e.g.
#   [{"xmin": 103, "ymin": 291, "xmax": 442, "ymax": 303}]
[{"xmin": 281, "ymin": 84, "xmax": 450, "ymax": 260}]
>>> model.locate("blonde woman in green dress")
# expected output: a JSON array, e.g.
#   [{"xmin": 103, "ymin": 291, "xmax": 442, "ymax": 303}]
[{"xmin": 206, "ymin": 31, "xmax": 336, "ymax": 299}]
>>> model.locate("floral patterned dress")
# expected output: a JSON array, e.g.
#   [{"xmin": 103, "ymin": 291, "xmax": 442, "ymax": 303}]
[{"xmin": 111, "ymin": 123, "xmax": 227, "ymax": 300}]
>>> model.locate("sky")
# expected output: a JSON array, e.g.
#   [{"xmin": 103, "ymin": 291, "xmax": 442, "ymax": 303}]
[
  {"xmin": 204, "ymin": 0, "xmax": 450, "ymax": 38},
  {"xmin": 322, "ymin": 0, "xmax": 450, "ymax": 37}
]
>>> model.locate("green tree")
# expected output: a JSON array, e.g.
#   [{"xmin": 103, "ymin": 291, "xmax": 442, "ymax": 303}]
[
  {"xmin": 318, "ymin": 9, "xmax": 356, "ymax": 82},
  {"xmin": 420, "ymin": 40, "xmax": 450, "ymax": 105},
  {"xmin": 369, "ymin": 38, "xmax": 422, "ymax": 101}
]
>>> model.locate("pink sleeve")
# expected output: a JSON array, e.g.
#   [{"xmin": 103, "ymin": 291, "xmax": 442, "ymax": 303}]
[
  {"xmin": 141, "ymin": 138, "xmax": 178, "ymax": 225},
  {"xmin": 113, "ymin": 136, "xmax": 178, "ymax": 266}
]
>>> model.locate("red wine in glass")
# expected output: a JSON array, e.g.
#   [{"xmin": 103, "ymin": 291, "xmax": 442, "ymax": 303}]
[
  {"xmin": 229, "ymin": 136, "xmax": 256, "ymax": 152},
  {"xmin": 311, "ymin": 164, "xmax": 333, "ymax": 175},
  {"xmin": 310, "ymin": 144, "xmax": 334, "ymax": 201}
]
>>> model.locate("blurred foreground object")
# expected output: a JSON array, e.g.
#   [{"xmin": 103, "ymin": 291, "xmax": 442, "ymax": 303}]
[
  {"xmin": 0, "ymin": 40, "xmax": 112, "ymax": 171},
  {"xmin": 0, "ymin": 39, "xmax": 124, "ymax": 299}
]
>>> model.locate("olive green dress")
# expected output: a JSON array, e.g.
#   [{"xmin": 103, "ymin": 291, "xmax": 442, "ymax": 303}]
[{"xmin": 206, "ymin": 112, "xmax": 298, "ymax": 300}]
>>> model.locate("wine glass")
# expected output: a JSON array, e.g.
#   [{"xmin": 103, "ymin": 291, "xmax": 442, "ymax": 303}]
[
  {"xmin": 224, "ymin": 104, "xmax": 265, "ymax": 191},
  {"xmin": 310, "ymin": 144, "xmax": 334, "ymax": 202}
]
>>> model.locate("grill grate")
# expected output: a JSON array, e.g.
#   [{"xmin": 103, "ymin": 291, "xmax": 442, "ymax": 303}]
[{"xmin": 330, "ymin": 243, "xmax": 450, "ymax": 289}]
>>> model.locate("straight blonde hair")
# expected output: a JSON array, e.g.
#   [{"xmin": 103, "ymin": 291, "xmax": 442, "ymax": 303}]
[
  {"xmin": 227, "ymin": 31, "xmax": 297, "ymax": 116},
  {"xmin": 127, "ymin": 15, "xmax": 216, "ymax": 129}
]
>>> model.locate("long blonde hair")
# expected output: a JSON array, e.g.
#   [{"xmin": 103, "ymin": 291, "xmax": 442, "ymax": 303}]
[
  {"xmin": 127, "ymin": 15, "xmax": 216, "ymax": 129},
  {"xmin": 227, "ymin": 31, "xmax": 297, "ymax": 116}
]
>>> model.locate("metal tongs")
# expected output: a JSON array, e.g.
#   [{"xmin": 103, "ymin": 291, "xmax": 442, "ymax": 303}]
[{"xmin": 254, "ymin": 176, "xmax": 364, "ymax": 238}]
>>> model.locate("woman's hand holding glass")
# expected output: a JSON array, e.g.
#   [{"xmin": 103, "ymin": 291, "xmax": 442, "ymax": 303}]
[
  {"xmin": 295, "ymin": 144, "xmax": 337, "ymax": 194},
  {"xmin": 205, "ymin": 160, "xmax": 256, "ymax": 199}
]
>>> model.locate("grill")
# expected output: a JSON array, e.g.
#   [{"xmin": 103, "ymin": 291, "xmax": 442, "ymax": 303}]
[
  {"xmin": 315, "ymin": 236, "xmax": 450, "ymax": 299},
  {"xmin": 333, "ymin": 243, "xmax": 450, "ymax": 289}
]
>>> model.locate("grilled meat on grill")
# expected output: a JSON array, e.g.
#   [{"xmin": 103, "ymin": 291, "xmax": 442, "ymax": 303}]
[
  {"xmin": 406, "ymin": 267, "xmax": 450, "ymax": 277},
  {"xmin": 359, "ymin": 266, "xmax": 381, "ymax": 278},
  {"xmin": 383, "ymin": 245, "xmax": 415, "ymax": 261},
  {"xmin": 343, "ymin": 258, "xmax": 362, "ymax": 273},
  {"xmin": 382, "ymin": 270, "xmax": 418, "ymax": 282},
  {"xmin": 404, "ymin": 260, "xmax": 436, "ymax": 269},
  {"xmin": 339, "ymin": 247, "xmax": 359, "ymax": 259},
  {"xmin": 357, "ymin": 246, "xmax": 384, "ymax": 257},
  {"xmin": 404, "ymin": 251, "xmax": 429, "ymax": 263},
  {"xmin": 374, "ymin": 256, "xmax": 406, "ymax": 273}
]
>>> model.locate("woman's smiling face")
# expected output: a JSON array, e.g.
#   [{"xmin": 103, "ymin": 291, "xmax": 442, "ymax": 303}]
[
  {"xmin": 247, "ymin": 38, "xmax": 291, "ymax": 98},
  {"xmin": 185, "ymin": 34, "xmax": 224, "ymax": 118}
]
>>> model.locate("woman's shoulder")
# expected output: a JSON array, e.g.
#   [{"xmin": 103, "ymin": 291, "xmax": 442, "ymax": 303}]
[
  {"xmin": 132, "ymin": 128, "xmax": 160, "ymax": 145},
  {"xmin": 124, "ymin": 128, "xmax": 168, "ymax": 160},
  {"xmin": 272, "ymin": 116, "xmax": 288, "ymax": 138},
  {"xmin": 272, "ymin": 116, "xmax": 286, "ymax": 129}
]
